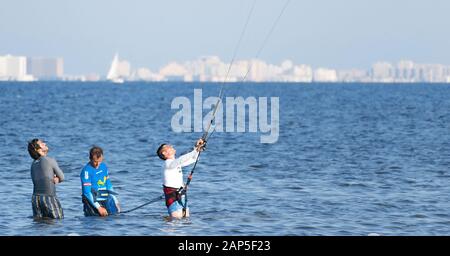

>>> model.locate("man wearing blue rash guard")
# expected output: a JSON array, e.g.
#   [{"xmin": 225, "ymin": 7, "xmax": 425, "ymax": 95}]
[{"xmin": 80, "ymin": 146, "xmax": 120, "ymax": 217}]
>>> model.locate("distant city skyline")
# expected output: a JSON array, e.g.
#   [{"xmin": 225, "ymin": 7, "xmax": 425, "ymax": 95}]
[
  {"xmin": 2, "ymin": 53, "xmax": 450, "ymax": 83},
  {"xmin": 1, "ymin": 0, "xmax": 449, "ymax": 75},
  {"xmin": 98, "ymin": 55, "xmax": 450, "ymax": 83}
]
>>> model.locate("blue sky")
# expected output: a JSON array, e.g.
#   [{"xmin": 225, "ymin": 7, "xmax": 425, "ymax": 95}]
[{"xmin": 1, "ymin": 0, "xmax": 449, "ymax": 74}]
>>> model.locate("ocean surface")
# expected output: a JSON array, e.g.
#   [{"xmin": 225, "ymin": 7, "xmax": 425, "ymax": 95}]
[{"xmin": 0, "ymin": 82, "xmax": 449, "ymax": 236}]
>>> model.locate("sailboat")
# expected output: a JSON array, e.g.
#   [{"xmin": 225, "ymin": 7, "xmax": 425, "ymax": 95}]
[{"xmin": 107, "ymin": 53, "xmax": 124, "ymax": 83}]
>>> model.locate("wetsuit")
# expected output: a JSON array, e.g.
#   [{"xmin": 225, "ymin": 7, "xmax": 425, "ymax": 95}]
[
  {"xmin": 162, "ymin": 149, "xmax": 199, "ymax": 214},
  {"xmin": 80, "ymin": 162, "xmax": 119, "ymax": 216},
  {"xmin": 30, "ymin": 156, "xmax": 64, "ymax": 219}
]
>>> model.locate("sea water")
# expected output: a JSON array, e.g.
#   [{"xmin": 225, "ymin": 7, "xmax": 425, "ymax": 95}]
[{"xmin": 0, "ymin": 82, "xmax": 449, "ymax": 235}]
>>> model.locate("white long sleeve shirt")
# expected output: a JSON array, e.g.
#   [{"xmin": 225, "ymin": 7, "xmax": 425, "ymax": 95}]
[{"xmin": 163, "ymin": 149, "xmax": 199, "ymax": 188}]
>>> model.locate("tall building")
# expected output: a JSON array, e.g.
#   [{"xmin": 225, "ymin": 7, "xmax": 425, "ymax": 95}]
[
  {"xmin": 396, "ymin": 60, "xmax": 415, "ymax": 82},
  {"xmin": 249, "ymin": 59, "xmax": 268, "ymax": 82},
  {"xmin": 27, "ymin": 57, "xmax": 63, "ymax": 80},
  {"xmin": 421, "ymin": 64, "xmax": 446, "ymax": 83},
  {"xmin": 117, "ymin": 60, "xmax": 131, "ymax": 78},
  {"xmin": 371, "ymin": 62, "xmax": 394, "ymax": 82},
  {"xmin": 0, "ymin": 55, "xmax": 33, "ymax": 81}
]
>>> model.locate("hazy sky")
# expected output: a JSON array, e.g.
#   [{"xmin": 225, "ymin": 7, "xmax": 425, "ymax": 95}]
[{"xmin": 1, "ymin": 0, "xmax": 449, "ymax": 74}]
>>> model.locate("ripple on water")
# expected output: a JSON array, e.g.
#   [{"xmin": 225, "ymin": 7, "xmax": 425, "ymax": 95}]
[
  {"xmin": 374, "ymin": 202, "xmax": 400, "ymax": 209},
  {"xmin": 248, "ymin": 164, "xmax": 269, "ymax": 169},
  {"xmin": 337, "ymin": 182, "xmax": 369, "ymax": 188},
  {"xmin": 410, "ymin": 214, "xmax": 428, "ymax": 219}
]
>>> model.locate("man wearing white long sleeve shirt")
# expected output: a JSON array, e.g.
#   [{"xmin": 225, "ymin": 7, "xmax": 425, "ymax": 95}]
[{"xmin": 157, "ymin": 138, "xmax": 205, "ymax": 219}]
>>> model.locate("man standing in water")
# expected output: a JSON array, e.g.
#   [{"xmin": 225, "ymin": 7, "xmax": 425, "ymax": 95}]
[
  {"xmin": 28, "ymin": 139, "xmax": 65, "ymax": 219},
  {"xmin": 156, "ymin": 138, "xmax": 205, "ymax": 220},
  {"xmin": 80, "ymin": 146, "xmax": 120, "ymax": 217}
]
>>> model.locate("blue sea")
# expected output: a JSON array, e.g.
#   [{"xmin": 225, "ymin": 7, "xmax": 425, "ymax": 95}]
[{"xmin": 0, "ymin": 82, "xmax": 449, "ymax": 236}]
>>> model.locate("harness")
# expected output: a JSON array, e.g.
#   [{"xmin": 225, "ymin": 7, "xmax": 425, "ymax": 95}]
[{"xmin": 163, "ymin": 185, "xmax": 185, "ymax": 208}]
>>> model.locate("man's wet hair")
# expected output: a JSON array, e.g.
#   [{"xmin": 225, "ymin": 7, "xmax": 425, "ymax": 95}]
[
  {"xmin": 89, "ymin": 146, "xmax": 103, "ymax": 161},
  {"xmin": 27, "ymin": 138, "xmax": 41, "ymax": 160},
  {"xmin": 156, "ymin": 144, "xmax": 167, "ymax": 160}
]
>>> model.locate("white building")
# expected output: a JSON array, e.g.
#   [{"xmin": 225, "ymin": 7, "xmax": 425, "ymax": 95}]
[
  {"xmin": 201, "ymin": 56, "xmax": 228, "ymax": 81},
  {"xmin": 248, "ymin": 59, "xmax": 269, "ymax": 82},
  {"xmin": 420, "ymin": 64, "xmax": 446, "ymax": 83},
  {"xmin": 371, "ymin": 62, "xmax": 394, "ymax": 82},
  {"xmin": 446, "ymin": 66, "xmax": 450, "ymax": 83},
  {"xmin": 230, "ymin": 60, "xmax": 250, "ymax": 81},
  {"xmin": 395, "ymin": 60, "xmax": 415, "ymax": 82},
  {"xmin": 337, "ymin": 69, "xmax": 369, "ymax": 82},
  {"xmin": 27, "ymin": 57, "xmax": 64, "ymax": 80},
  {"xmin": 132, "ymin": 67, "xmax": 164, "ymax": 81},
  {"xmin": 313, "ymin": 68, "xmax": 338, "ymax": 82},
  {"xmin": 117, "ymin": 60, "xmax": 131, "ymax": 78},
  {"xmin": 291, "ymin": 64, "xmax": 313, "ymax": 82},
  {"xmin": 281, "ymin": 60, "xmax": 293, "ymax": 71},
  {"xmin": 159, "ymin": 62, "xmax": 188, "ymax": 81},
  {"xmin": 0, "ymin": 55, "xmax": 34, "ymax": 81}
]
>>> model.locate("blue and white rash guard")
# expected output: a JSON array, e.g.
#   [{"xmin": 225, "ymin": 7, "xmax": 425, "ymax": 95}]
[{"xmin": 80, "ymin": 162, "xmax": 117, "ymax": 209}]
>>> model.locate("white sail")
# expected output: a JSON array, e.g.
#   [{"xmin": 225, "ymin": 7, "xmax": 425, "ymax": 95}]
[
  {"xmin": 107, "ymin": 53, "xmax": 124, "ymax": 83},
  {"xmin": 107, "ymin": 53, "xmax": 119, "ymax": 80}
]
